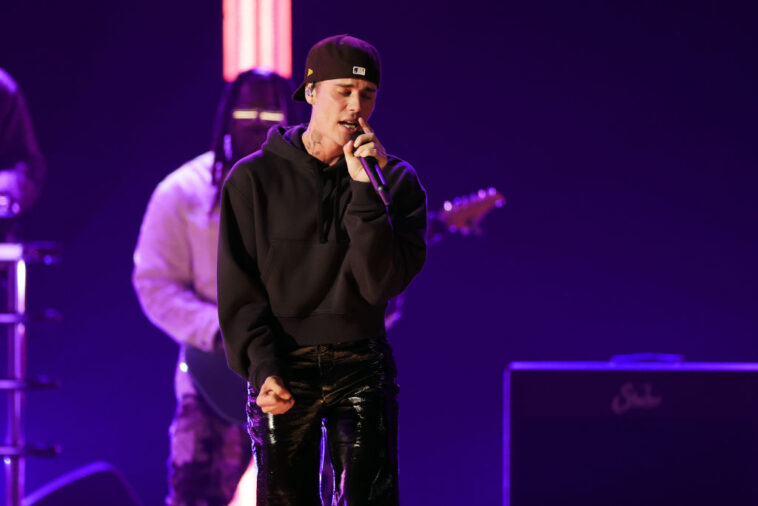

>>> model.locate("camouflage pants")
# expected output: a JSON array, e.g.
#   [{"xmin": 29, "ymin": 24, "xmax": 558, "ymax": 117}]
[{"xmin": 166, "ymin": 393, "xmax": 252, "ymax": 506}]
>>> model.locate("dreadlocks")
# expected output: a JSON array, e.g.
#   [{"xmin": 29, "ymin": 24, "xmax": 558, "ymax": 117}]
[{"xmin": 209, "ymin": 69, "xmax": 298, "ymax": 210}]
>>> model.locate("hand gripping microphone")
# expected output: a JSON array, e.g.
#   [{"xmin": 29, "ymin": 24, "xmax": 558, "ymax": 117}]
[{"xmin": 350, "ymin": 131, "xmax": 392, "ymax": 207}]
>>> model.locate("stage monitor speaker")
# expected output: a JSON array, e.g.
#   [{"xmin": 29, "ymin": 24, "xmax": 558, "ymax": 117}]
[
  {"xmin": 24, "ymin": 461, "xmax": 141, "ymax": 506},
  {"xmin": 504, "ymin": 361, "xmax": 758, "ymax": 506}
]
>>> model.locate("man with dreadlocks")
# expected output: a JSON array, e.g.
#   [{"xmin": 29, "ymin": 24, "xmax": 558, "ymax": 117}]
[{"xmin": 132, "ymin": 69, "xmax": 297, "ymax": 506}]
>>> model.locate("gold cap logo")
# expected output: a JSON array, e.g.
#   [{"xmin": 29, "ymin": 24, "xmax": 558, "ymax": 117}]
[{"xmin": 307, "ymin": 68, "xmax": 314, "ymax": 77}]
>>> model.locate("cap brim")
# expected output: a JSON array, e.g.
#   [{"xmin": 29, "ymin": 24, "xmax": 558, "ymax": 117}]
[{"xmin": 292, "ymin": 81, "xmax": 307, "ymax": 102}]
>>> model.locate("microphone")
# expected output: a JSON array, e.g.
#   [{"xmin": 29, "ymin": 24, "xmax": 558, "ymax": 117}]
[{"xmin": 350, "ymin": 131, "xmax": 392, "ymax": 207}]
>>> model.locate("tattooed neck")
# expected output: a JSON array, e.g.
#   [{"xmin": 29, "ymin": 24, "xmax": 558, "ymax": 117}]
[
  {"xmin": 303, "ymin": 128, "xmax": 341, "ymax": 166},
  {"xmin": 303, "ymin": 128, "xmax": 323, "ymax": 158}
]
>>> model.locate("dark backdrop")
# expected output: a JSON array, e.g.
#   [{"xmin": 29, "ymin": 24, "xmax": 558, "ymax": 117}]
[{"xmin": 1, "ymin": 0, "xmax": 756, "ymax": 504}]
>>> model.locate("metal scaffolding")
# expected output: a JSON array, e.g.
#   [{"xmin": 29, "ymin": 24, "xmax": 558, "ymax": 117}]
[{"xmin": 1, "ymin": 243, "xmax": 60, "ymax": 506}]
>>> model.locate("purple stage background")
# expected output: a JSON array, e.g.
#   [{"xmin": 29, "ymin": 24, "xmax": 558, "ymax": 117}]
[{"xmin": 2, "ymin": 1, "xmax": 757, "ymax": 504}]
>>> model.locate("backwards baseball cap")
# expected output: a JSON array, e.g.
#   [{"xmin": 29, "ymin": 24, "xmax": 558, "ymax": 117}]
[{"xmin": 293, "ymin": 34, "xmax": 381, "ymax": 102}]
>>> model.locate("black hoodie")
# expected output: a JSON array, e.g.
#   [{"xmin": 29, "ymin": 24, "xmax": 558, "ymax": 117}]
[{"xmin": 217, "ymin": 124, "xmax": 427, "ymax": 391}]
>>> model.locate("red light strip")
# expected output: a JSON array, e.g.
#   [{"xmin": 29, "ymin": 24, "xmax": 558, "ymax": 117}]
[{"xmin": 223, "ymin": 0, "xmax": 292, "ymax": 81}]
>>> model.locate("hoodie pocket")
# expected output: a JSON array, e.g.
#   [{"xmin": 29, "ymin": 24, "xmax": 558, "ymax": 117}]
[{"xmin": 261, "ymin": 239, "xmax": 349, "ymax": 317}]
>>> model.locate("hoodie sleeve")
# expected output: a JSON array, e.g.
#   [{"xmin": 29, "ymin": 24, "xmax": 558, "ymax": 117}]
[
  {"xmin": 344, "ymin": 159, "xmax": 427, "ymax": 305},
  {"xmin": 217, "ymin": 177, "xmax": 282, "ymax": 392}
]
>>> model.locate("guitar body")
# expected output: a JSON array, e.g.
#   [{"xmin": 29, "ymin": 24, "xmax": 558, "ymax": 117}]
[{"xmin": 184, "ymin": 346, "xmax": 249, "ymax": 426}]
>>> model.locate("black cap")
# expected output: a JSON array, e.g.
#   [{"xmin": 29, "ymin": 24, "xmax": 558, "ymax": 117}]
[{"xmin": 293, "ymin": 35, "xmax": 381, "ymax": 102}]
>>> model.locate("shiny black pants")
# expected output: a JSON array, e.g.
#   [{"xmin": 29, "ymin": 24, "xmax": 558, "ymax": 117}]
[{"xmin": 247, "ymin": 338, "xmax": 400, "ymax": 506}]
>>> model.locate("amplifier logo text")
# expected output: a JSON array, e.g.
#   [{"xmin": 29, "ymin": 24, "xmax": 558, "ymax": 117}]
[{"xmin": 611, "ymin": 382, "xmax": 662, "ymax": 415}]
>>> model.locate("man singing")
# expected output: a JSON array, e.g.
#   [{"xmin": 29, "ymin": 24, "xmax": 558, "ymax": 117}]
[{"xmin": 217, "ymin": 35, "xmax": 427, "ymax": 504}]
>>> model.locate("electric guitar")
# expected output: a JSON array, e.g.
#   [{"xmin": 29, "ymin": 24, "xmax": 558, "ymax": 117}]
[{"xmin": 186, "ymin": 187, "xmax": 506, "ymax": 424}]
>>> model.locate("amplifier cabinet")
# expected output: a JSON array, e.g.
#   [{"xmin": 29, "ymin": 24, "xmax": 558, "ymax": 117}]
[{"xmin": 504, "ymin": 362, "xmax": 758, "ymax": 506}]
